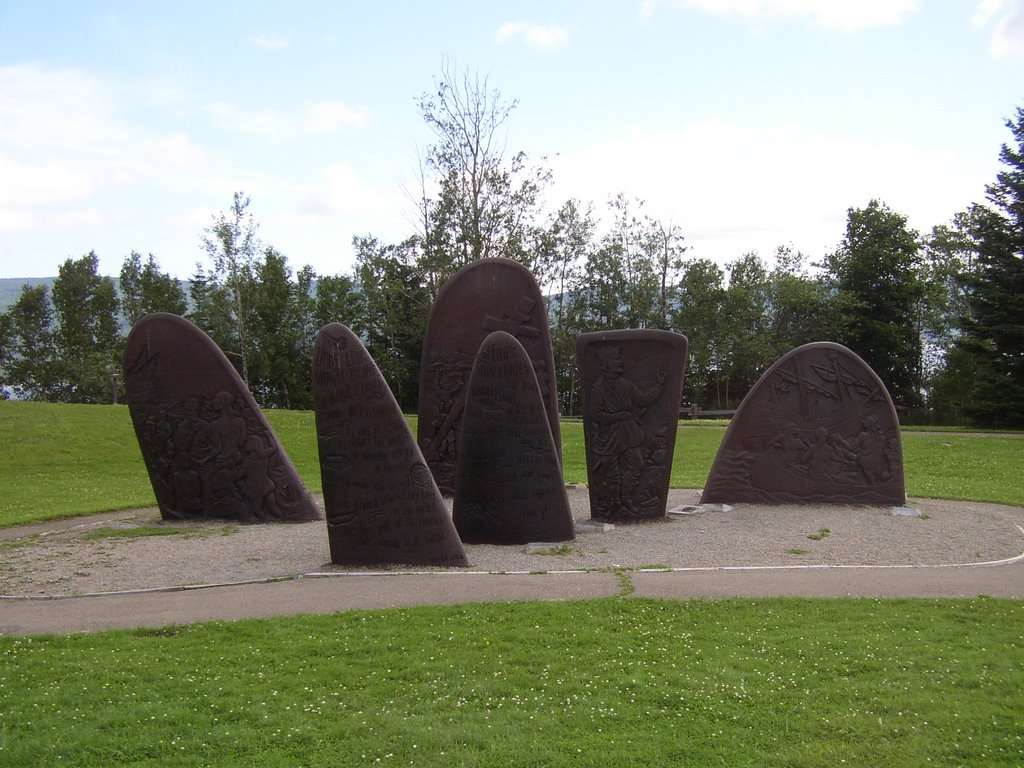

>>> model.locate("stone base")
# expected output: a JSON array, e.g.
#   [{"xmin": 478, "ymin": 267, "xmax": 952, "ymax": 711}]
[
  {"xmin": 891, "ymin": 505, "xmax": 922, "ymax": 517},
  {"xmin": 576, "ymin": 520, "xmax": 615, "ymax": 534}
]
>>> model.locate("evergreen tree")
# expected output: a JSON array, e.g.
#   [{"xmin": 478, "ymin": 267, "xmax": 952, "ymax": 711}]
[
  {"xmin": 248, "ymin": 247, "xmax": 304, "ymax": 409},
  {"xmin": 959, "ymin": 107, "xmax": 1024, "ymax": 426}
]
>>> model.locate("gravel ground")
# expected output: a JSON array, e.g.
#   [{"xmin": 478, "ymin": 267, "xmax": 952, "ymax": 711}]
[{"xmin": 2, "ymin": 487, "xmax": 1023, "ymax": 598}]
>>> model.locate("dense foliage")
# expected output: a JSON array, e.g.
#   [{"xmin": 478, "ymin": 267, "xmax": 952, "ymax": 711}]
[{"xmin": 0, "ymin": 70, "xmax": 1020, "ymax": 425}]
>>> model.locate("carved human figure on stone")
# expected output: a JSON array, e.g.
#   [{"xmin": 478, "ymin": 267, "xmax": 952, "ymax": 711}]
[
  {"xmin": 804, "ymin": 427, "xmax": 843, "ymax": 482},
  {"xmin": 209, "ymin": 391, "xmax": 246, "ymax": 468},
  {"xmin": 772, "ymin": 422, "xmax": 809, "ymax": 467},
  {"xmin": 700, "ymin": 341, "xmax": 905, "ymax": 505},
  {"xmin": 588, "ymin": 345, "xmax": 665, "ymax": 518},
  {"xmin": 836, "ymin": 415, "xmax": 890, "ymax": 484},
  {"xmin": 169, "ymin": 451, "xmax": 203, "ymax": 517},
  {"xmin": 123, "ymin": 312, "xmax": 320, "ymax": 523}
]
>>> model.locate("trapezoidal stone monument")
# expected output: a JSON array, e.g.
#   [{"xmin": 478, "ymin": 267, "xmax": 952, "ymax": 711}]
[
  {"xmin": 418, "ymin": 258, "xmax": 559, "ymax": 496},
  {"xmin": 313, "ymin": 323, "xmax": 468, "ymax": 567},
  {"xmin": 123, "ymin": 313, "xmax": 320, "ymax": 523},
  {"xmin": 576, "ymin": 329, "xmax": 689, "ymax": 523},
  {"xmin": 700, "ymin": 341, "xmax": 906, "ymax": 505},
  {"xmin": 452, "ymin": 331, "xmax": 574, "ymax": 545}
]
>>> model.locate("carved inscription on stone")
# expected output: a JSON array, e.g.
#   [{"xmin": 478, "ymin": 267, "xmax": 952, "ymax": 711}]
[
  {"xmin": 453, "ymin": 332, "xmax": 574, "ymax": 545},
  {"xmin": 123, "ymin": 312, "xmax": 319, "ymax": 523},
  {"xmin": 700, "ymin": 342, "xmax": 906, "ymax": 505},
  {"xmin": 313, "ymin": 323, "xmax": 468, "ymax": 567},
  {"xmin": 418, "ymin": 258, "xmax": 559, "ymax": 496},
  {"xmin": 576, "ymin": 330, "xmax": 689, "ymax": 523}
]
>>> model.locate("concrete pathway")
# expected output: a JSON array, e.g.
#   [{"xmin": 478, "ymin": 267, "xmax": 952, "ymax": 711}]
[{"xmin": 4, "ymin": 559, "xmax": 1022, "ymax": 635}]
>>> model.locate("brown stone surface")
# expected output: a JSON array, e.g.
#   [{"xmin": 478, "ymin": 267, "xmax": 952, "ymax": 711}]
[
  {"xmin": 313, "ymin": 323, "xmax": 468, "ymax": 567},
  {"xmin": 576, "ymin": 329, "xmax": 688, "ymax": 522},
  {"xmin": 122, "ymin": 312, "xmax": 319, "ymax": 523},
  {"xmin": 453, "ymin": 332, "xmax": 574, "ymax": 544},
  {"xmin": 418, "ymin": 258, "xmax": 559, "ymax": 495},
  {"xmin": 701, "ymin": 341, "xmax": 906, "ymax": 505}
]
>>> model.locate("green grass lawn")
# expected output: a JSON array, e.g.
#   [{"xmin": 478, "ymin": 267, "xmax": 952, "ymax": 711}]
[
  {"xmin": 1, "ymin": 597, "xmax": 1021, "ymax": 767},
  {"xmin": 1, "ymin": 401, "xmax": 1022, "ymax": 527},
  {"xmin": 2, "ymin": 403, "xmax": 1023, "ymax": 766}
]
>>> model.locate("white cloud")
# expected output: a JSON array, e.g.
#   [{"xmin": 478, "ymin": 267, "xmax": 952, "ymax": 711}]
[
  {"xmin": 548, "ymin": 120, "xmax": 987, "ymax": 266},
  {"xmin": 642, "ymin": 0, "xmax": 921, "ymax": 31},
  {"xmin": 972, "ymin": 0, "xmax": 1024, "ymax": 58},
  {"xmin": 294, "ymin": 163, "xmax": 396, "ymax": 218},
  {"xmin": 305, "ymin": 101, "xmax": 370, "ymax": 134},
  {"xmin": 0, "ymin": 64, "xmax": 214, "ymax": 191},
  {"xmin": 0, "ymin": 207, "xmax": 108, "ymax": 233},
  {"xmin": 205, "ymin": 102, "xmax": 295, "ymax": 141},
  {"xmin": 0, "ymin": 63, "xmax": 128, "ymax": 153},
  {"xmin": 145, "ymin": 133, "xmax": 211, "ymax": 170},
  {"xmin": 496, "ymin": 22, "xmax": 572, "ymax": 48},
  {"xmin": 249, "ymin": 32, "xmax": 291, "ymax": 50},
  {"xmin": 206, "ymin": 100, "xmax": 369, "ymax": 140},
  {"xmin": 0, "ymin": 154, "xmax": 94, "ymax": 206}
]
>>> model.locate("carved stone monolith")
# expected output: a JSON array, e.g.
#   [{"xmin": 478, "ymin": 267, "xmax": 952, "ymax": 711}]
[
  {"xmin": 700, "ymin": 342, "xmax": 906, "ymax": 505},
  {"xmin": 576, "ymin": 329, "xmax": 688, "ymax": 523},
  {"xmin": 313, "ymin": 323, "xmax": 468, "ymax": 567},
  {"xmin": 453, "ymin": 331, "xmax": 574, "ymax": 544},
  {"xmin": 123, "ymin": 313, "xmax": 320, "ymax": 523},
  {"xmin": 418, "ymin": 258, "xmax": 559, "ymax": 496}
]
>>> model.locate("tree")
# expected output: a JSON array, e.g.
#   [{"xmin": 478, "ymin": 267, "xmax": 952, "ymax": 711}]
[
  {"xmin": 764, "ymin": 245, "xmax": 832, "ymax": 360},
  {"xmin": 824, "ymin": 200, "xmax": 925, "ymax": 410},
  {"xmin": 50, "ymin": 252, "xmax": 122, "ymax": 402},
  {"xmin": 247, "ymin": 247, "xmax": 305, "ymax": 409},
  {"xmin": 415, "ymin": 62, "xmax": 550, "ymax": 289},
  {"xmin": 313, "ymin": 273, "xmax": 364, "ymax": 333},
  {"xmin": 673, "ymin": 258, "xmax": 726, "ymax": 406},
  {"xmin": 604, "ymin": 194, "xmax": 660, "ymax": 329},
  {"xmin": 719, "ymin": 252, "xmax": 771, "ymax": 405},
  {"xmin": 535, "ymin": 198, "xmax": 595, "ymax": 416},
  {"xmin": 119, "ymin": 251, "xmax": 187, "ymax": 327},
  {"xmin": 197, "ymin": 191, "xmax": 260, "ymax": 384},
  {"xmin": 0, "ymin": 284, "xmax": 61, "ymax": 400},
  {"xmin": 918, "ymin": 215, "xmax": 981, "ymax": 422},
  {"xmin": 957, "ymin": 107, "xmax": 1024, "ymax": 426},
  {"xmin": 0, "ymin": 313, "xmax": 11, "ymax": 397},
  {"xmin": 578, "ymin": 243, "xmax": 628, "ymax": 329},
  {"xmin": 354, "ymin": 235, "xmax": 430, "ymax": 409},
  {"xmin": 651, "ymin": 220, "xmax": 687, "ymax": 329}
]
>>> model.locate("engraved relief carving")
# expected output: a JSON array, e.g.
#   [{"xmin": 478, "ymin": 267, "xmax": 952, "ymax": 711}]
[
  {"xmin": 123, "ymin": 313, "xmax": 319, "ymax": 523},
  {"xmin": 700, "ymin": 342, "xmax": 905, "ymax": 505},
  {"xmin": 577, "ymin": 330, "xmax": 688, "ymax": 523},
  {"xmin": 419, "ymin": 259, "xmax": 560, "ymax": 495}
]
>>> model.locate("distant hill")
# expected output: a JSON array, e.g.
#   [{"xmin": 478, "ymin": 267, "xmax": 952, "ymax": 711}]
[{"xmin": 0, "ymin": 277, "xmax": 57, "ymax": 311}]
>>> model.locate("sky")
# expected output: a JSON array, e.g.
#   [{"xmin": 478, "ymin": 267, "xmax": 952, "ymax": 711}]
[{"xmin": 1, "ymin": 0, "xmax": 1023, "ymax": 281}]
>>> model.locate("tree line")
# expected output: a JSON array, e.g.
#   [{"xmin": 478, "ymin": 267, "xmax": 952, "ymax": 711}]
[{"xmin": 1, "ymin": 67, "xmax": 1021, "ymax": 427}]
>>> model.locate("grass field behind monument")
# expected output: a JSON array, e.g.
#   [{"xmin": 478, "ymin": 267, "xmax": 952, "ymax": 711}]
[
  {"xmin": 1, "ymin": 597, "xmax": 1021, "ymax": 767},
  {"xmin": 1, "ymin": 401, "xmax": 1023, "ymax": 526}
]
